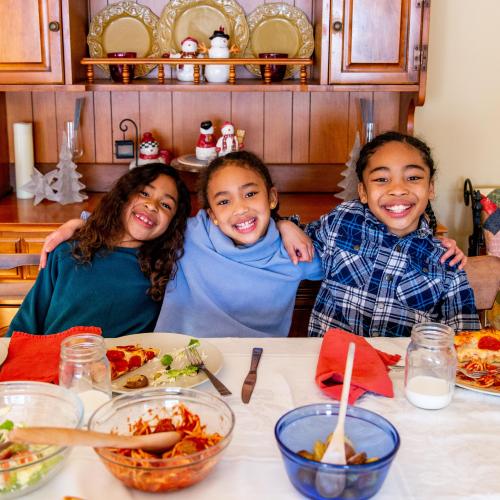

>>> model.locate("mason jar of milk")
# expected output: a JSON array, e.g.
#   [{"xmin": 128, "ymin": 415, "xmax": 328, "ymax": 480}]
[{"xmin": 404, "ymin": 323, "xmax": 457, "ymax": 410}]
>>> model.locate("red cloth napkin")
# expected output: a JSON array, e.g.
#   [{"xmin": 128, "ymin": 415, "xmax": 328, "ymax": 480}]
[
  {"xmin": 0, "ymin": 326, "xmax": 102, "ymax": 384},
  {"xmin": 315, "ymin": 328, "xmax": 401, "ymax": 404}
]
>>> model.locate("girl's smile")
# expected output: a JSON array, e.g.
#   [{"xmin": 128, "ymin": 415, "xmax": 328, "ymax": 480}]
[
  {"xmin": 358, "ymin": 141, "xmax": 434, "ymax": 237},
  {"xmin": 207, "ymin": 164, "xmax": 278, "ymax": 245},
  {"xmin": 120, "ymin": 174, "xmax": 179, "ymax": 247}
]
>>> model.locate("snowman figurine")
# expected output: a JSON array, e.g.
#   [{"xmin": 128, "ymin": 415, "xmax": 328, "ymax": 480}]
[
  {"xmin": 130, "ymin": 132, "xmax": 162, "ymax": 169},
  {"xmin": 199, "ymin": 27, "xmax": 239, "ymax": 83},
  {"xmin": 216, "ymin": 121, "xmax": 240, "ymax": 156},
  {"xmin": 171, "ymin": 37, "xmax": 201, "ymax": 82},
  {"xmin": 196, "ymin": 120, "xmax": 217, "ymax": 161}
]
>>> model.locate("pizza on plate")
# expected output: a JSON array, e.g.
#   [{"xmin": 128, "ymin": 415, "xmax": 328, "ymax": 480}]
[
  {"xmin": 455, "ymin": 328, "xmax": 500, "ymax": 392},
  {"xmin": 106, "ymin": 344, "xmax": 159, "ymax": 380},
  {"xmin": 454, "ymin": 328, "xmax": 500, "ymax": 363}
]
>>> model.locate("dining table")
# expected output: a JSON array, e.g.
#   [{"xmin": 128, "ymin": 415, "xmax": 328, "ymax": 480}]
[{"xmin": 4, "ymin": 336, "xmax": 500, "ymax": 500}]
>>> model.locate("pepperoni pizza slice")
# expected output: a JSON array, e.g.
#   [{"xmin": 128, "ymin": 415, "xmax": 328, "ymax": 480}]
[
  {"xmin": 454, "ymin": 328, "xmax": 500, "ymax": 363},
  {"xmin": 106, "ymin": 344, "xmax": 159, "ymax": 380}
]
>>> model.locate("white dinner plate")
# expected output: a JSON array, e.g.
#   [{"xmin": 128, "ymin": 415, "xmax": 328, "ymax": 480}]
[
  {"xmin": 106, "ymin": 332, "xmax": 223, "ymax": 394},
  {"xmin": 456, "ymin": 379, "xmax": 500, "ymax": 397}
]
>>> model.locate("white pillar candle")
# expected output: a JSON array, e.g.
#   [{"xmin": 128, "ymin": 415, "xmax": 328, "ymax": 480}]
[{"xmin": 13, "ymin": 122, "xmax": 35, "ymax": 199}]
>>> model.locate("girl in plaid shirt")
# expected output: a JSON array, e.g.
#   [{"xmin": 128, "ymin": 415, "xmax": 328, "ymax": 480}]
[{"xmin": 284, "ymin": 131, "xmax": 480, "ymax": 337}]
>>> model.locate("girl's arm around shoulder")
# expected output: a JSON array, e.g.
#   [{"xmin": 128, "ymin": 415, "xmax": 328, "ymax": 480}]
[
  {"xmin": 298, "ymin": 251, "xmax": 324, "ymax": 281},
  {"xmin": 304, "ymin": 200, "xmax": 365, "ymax": 254},
  {"xmin": 439, "ymin": 267, "xmax": 481, "ymax": 332}
]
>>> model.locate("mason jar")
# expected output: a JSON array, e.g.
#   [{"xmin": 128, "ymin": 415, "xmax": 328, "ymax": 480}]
[
  {"xmin": 404, "ymin": 323, "xmax": 457, "ymax": 410},
  {"xmin": 59, "ymin": 334, "xmax": 112, "ymax": 422}
]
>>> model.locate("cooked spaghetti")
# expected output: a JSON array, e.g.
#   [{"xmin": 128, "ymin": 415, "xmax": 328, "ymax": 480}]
[{"xmin": 96, "ymin": 404, "xmax": 225, "ymax": 492}]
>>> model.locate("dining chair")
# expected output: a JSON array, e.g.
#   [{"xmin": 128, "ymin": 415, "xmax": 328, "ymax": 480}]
[{"xmin": 0, "ymin": 254, "xmax": 40, "ymax": 336}]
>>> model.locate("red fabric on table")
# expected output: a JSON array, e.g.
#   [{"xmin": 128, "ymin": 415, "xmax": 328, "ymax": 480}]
[
  {"xmin": 0, "ymin": 326, "xmax": 102, "ymax": 384},
  {"xmin": 315, "ymin": 328, "xmax": 401, "ymax": 404}
]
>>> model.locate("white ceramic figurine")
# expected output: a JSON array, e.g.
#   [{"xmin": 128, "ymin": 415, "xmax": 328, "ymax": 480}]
[
  {"xmin": 216, "ymin": 121, "xmax": 240, "ymax": 156},
  {"xmin": 196, "ymin": 120, "xmax": 217, "ymax": 161},
  {"xmin": 200, "ymin": 27, "xmax": 239, "ymax": 83},
  {"xmin": 130, "ymin": 132, "xmax": 163, "ymax": 169},
  {"xmin": 171, "ymin": 37, "xmax": 200, "ymax": 82}
]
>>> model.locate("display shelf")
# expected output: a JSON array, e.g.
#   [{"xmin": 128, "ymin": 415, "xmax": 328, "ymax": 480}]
[{"xmin": 81, "ymin": 57, "xmax": 313, "ymax": 85}]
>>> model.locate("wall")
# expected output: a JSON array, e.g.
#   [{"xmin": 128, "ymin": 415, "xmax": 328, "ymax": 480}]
[{"xmin": 415, "ymin": 0, "xmax": 500, "ymax": 249}]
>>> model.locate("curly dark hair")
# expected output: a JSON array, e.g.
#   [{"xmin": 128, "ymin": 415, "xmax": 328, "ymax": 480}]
[
  {"xmin": 355, "ymin": 131, "xmax": 438, "ymax": 234},
  {"xmin": 197, "ymin": 151, "xmax": 280, "ymax": 221},
  {"xmin": 71, "ymin": 163, "xmax": 191, "ymax": 301}
]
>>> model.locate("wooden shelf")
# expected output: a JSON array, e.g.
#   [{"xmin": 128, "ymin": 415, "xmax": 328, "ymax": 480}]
[{"xmin": 79, "ymin": 79, "xmax": 419, "ymax": 93}]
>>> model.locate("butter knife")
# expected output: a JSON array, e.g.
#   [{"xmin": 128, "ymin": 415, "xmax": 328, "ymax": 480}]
[{"xmin": 241, "ymin": 347, "xmax": 263, "ymax": 404}]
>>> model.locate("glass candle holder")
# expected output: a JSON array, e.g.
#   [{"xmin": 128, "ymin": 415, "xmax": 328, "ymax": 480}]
[{"xmin": 65, "ymin": 121, "xmax": 83, "ymax": 161}]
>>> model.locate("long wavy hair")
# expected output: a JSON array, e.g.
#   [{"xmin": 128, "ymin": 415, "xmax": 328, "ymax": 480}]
[
  {"xmin": 355, "ymin": 131, "xmax": 438, "ymax": 234},
  {"xmin": 197, "ymin": 151, "xmax": 280, "ymax": 221},
  {"xmin": 71, "ymin": 164, "xmax": 191, "ymax": 301}
]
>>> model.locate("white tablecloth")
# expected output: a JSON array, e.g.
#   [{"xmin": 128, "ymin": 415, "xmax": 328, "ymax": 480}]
[{"xmin": 10, "ymin": 337, "xmax": 500, "ymax": 500}]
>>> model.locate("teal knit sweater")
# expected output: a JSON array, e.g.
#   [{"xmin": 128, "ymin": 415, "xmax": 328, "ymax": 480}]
[{"xmin": 8, "ymin": 242, "xmax": 161, "ymax": 337}]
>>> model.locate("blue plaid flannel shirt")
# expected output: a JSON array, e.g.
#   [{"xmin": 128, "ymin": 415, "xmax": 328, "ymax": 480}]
[{"xmin": 305, "ymin": 200, "xmax": 481, "ymax": 337}]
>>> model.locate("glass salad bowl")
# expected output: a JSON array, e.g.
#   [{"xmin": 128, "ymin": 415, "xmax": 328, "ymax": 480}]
[{"xmin": 0, "ymin": 381, "xmax": 83, "ymax": 498}]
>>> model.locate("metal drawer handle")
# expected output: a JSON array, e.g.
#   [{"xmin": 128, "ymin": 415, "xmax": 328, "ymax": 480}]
[{"xmin": 332, "ymin": 21, "xmax": 343, "ymax": 32}]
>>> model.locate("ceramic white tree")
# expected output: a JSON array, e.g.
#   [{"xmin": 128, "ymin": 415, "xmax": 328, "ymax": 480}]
[
  {"xmin": 21, "ymin": 168, "xmax": 55, "ymax": 205},
  {"xmin": 48, "ymin": 132, "xmax": 88, "ymax": 205},
  {"xmin": 337, "ymin": 132, "xmax": 361, "ymax": 201}
]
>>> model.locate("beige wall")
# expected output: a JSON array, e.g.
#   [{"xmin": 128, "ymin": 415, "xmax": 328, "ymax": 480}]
[{"xmin": 414, "ymin": 0, "xmax": 500, "ymax": 249}]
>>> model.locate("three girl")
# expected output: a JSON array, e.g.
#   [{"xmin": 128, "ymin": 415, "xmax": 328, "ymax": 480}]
[
  {"xmin": 8, "ymin": 164, "xmax": 191, "ymax": 337},
  {"xmin": 36, "ymin": 132, "xmax": 476, "ymax": 338}
]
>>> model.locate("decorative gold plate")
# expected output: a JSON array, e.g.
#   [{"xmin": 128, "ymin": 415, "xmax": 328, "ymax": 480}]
[
  {"xmin": 243, "ymin": 3, "xmax": 314, "ymax": 79},
  {"xmin": 158, "ymin": 0, "xmax": 249, "ymax": 56},
  {"xmin": 87, "ymin": 1, "xmax": 161, "ymax": 79}
]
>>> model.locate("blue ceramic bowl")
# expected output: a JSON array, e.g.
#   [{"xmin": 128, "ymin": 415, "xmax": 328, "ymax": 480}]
[{"xmin": 275, "ymin": 404, "xmax": 400, "ymax": 500}]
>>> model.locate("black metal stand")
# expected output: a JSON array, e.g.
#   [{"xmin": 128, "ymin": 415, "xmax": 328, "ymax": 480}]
[{"xmin": 464, "ymin": 178, "xmax": 484, "ymax": 256}]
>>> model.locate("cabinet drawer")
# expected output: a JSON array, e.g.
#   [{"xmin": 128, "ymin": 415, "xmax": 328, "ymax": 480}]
[{"xmin": 0, "ymin": 238, "xmax": 22, "ymax": 279}]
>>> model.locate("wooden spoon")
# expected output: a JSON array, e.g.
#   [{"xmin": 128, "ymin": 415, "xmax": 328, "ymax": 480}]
[
  {"xmin": 315, "ymin": 342, "xmax": 356, "ymax": 498},
  {"xmin": 7, "ymin": 427, "xmax": 181, "ymax": 453}
]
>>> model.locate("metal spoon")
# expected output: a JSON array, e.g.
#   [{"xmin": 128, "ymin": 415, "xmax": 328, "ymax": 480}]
[
  {"xmin": 5, "ymin": 427, "xmax": 181, "ymax": 452},
  {"xmin": 315, "ymin": 342, "xmax": 356, "ymax": 498}
]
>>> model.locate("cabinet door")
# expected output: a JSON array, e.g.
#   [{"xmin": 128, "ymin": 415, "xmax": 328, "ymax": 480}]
[
  {"xmin": 329, "ymin": 0, "xmax": 423, "ymax": 84},
  {"xmin": 0, "ymin": 0, "xmax": 63, "ymax": 84}
]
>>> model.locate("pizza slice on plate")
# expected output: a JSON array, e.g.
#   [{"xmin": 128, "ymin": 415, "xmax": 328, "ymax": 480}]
[
  {"xmin": 454, "ymin": 328, "xmax": 500, "ymax": 363},
  {"xmin": 106, "ymin": 344, "xmax": 159, "ymax": 380}
]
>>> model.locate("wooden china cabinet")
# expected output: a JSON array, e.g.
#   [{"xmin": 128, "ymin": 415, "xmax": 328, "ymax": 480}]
[
  {"xmin": 0, "ymin": 0, "xmax": 88, "ymax": 85},
  {"xmin": 0, "ymin": 0, "xmax": 431, "ymax": 335}
]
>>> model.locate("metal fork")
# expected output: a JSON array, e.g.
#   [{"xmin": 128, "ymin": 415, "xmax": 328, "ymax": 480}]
[
  {"xmin": 457, "ymin": 367, "xmax": 499, "ymax": 379},
  {"xmin": 186, "ymin": 348, "xmax": 232, "ymax": 396}
]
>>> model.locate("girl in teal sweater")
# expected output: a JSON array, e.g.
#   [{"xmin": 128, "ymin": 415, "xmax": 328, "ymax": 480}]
[{"xmin": 8, "ymin": 164, "xmax": 191, "ymax": 337}]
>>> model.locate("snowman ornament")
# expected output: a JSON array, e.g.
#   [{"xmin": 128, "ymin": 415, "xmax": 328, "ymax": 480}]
[
  {"xmin": 200, "ymin": 27, "xmax": 239, "ymax": 83},
  {"xmin": 196, "ymin": 120, "xmax": 217, "ymax": 161},
  {"xmin": 130, "ymin": 132, "xmax": 164, "ymax": 169},
  {"xmin": 216, "ymin": 121, "xmax": 240, "ymax": 156},
  {"xmin": 171, "ymin": 37, "xmax": 200, "ymax": 82}
]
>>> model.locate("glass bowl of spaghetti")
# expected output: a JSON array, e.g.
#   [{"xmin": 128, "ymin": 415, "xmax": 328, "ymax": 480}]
[{"xmin": 87, "ymin": 387, "xmax": 234, "ymax": 493}]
